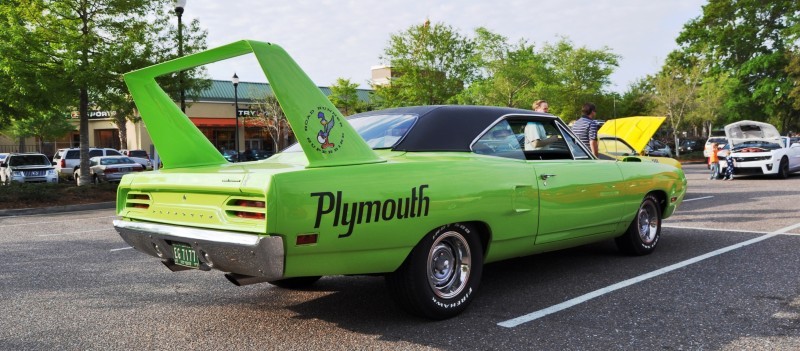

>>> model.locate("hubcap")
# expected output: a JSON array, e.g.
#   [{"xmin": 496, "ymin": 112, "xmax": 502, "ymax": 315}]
[
  {"xmin": 637, "ymin": 201, "xmax": 659, "ymax": 244},
  {"xmin": 427, "ymin": 231, "xmax": 471, "ymax": 299}
]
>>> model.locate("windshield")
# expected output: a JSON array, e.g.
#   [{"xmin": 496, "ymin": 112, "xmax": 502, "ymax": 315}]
[
  {"xmin": 284, "ymin": 113, "xmax": 417, "ymax": 152},
  {"xmin": 732, "ymin": 140, "xmax": 782, "ymax": 151},
  {"xmin": 599, "ymin": 137, "xmax": 637, "ymax": 156},
  {"xmin": 9, "ymin": 155, "xmax": 51, "ymax": 166}
]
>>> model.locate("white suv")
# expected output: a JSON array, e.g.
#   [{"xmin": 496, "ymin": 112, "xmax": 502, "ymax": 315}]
[
  {"xmin": 53, "ymin": 148, "xmax": 123, "ymax": 181},
  {"xmin": 0, "ymin": 153, "xmax": 58, "ymax": 184}
]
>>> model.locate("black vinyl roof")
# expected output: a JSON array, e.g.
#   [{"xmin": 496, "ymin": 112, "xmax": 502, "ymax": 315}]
[{"xmin": 351, "ymin": 105, "xmax": 551, "ymax": 152}]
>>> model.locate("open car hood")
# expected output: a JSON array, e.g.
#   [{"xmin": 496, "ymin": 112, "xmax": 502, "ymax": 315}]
[
  {"xmin": 598, "ymin": 116, "xmax": 666, "ymax": 153},
  {"xmin": 724, "ymin": 120, "xmax": 781, "ymax": 147}
]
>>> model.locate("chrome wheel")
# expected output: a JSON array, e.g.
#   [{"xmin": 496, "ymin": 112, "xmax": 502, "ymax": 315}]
[
  {"xmin": 427, "ymin": 231, "xmax": 471, "ymax": 299},
  {"xmin": 637, "ymin": 201, "xmax": 659, "ymax": 245},
  {"xmin": 616, "ymin": 195, "xmax": 661, "ymax": 256}
]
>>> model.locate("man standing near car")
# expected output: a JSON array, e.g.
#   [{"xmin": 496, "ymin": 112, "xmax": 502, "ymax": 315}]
[{"xmin": 572, "ymin": 103, "xmax": 599, "ymax": 156}]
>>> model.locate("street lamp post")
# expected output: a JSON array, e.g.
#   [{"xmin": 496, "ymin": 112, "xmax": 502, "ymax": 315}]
[
  {"xmin": 174, "ymin": 0, "xmax": 186, "ymax": 113},
  {"xmin": 232, "ymin": 73, "xmax": 240, "ymax": 162}
]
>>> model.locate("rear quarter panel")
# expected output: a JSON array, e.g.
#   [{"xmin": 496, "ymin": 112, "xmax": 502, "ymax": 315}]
[{"xmin": 270, "ymin": 152, "xmax": 542, "ymax": 277}]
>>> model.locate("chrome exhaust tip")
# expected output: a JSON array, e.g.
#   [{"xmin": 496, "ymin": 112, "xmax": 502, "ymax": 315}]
[{"xmin": 224, "ymin": 273, "xmax": 272, "ymax": 286}]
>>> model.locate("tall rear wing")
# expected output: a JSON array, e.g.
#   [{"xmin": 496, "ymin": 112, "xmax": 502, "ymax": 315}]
[{"xmin": 124, "ymin": 40, "xmax": 383, "ymax": 169}]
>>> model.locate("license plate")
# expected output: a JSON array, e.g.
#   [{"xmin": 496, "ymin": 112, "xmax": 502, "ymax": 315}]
[
  {"xmin": 172, "ymin": 243, "xmax": 198, "ymax": 268},
  {"xmin": 119, "ymin": 167, "xmax": 131, "ymax": 172}
]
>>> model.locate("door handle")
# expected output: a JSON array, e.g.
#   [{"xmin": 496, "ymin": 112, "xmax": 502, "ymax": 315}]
[{"xmin": 540, "ymin": 174, "xmax": 556, "ymax": 180}]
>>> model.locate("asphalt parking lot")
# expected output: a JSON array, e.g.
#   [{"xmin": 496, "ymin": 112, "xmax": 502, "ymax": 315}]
[{"xmin": 1, "ymin": 163, "xmax": 799, "ymax": 350}]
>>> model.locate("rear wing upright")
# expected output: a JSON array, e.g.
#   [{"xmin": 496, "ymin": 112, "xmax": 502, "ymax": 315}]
[{"xmin": 124, "ymin": 40, "xmax": 383, "ymax": 169}]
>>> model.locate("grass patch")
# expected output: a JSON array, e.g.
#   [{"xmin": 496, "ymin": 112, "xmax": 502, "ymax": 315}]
[{"xmin": 0, "ymin": 182, "xmax": 118, "ymax": 209}]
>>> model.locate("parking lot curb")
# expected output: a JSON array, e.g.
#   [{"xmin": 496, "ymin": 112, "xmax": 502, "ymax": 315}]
[{"xmin": 0, "ymin": 201, "xmax": 115, "ymax": 217}]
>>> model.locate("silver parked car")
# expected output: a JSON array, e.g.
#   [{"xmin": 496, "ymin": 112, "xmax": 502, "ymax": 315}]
[
  {"xmin": 74, "ymin": 156, "xmax": 144, "ymax": 184},
  {"xmin": 0, "ymin": 153, "xmax": 58, "ymax": 184}
]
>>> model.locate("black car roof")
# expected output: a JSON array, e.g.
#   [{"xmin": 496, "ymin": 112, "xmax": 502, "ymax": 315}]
[{"xmin": 351, "ymin": 105, "xmax": 548, "ymax": 151}]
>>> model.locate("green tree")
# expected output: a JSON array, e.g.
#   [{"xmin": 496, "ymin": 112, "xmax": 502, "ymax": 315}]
[
  {"xmin": 0, "ymin": 0, "xmax": 208, "ymax": 185},
  {"xmin": 8, "ymin": 112, "xmax": 75, "ymax": 153},
  {"xmin": 616, "ymin": 78, "xmax": 657, "ymax": 118},
  {"xmin": 100, "ymin": 13, "xmax": 209, "ymax": 150},
  {"xmin": 788, "ymin": 50, "xmax": 800, "ymax": 133},
  {"xmin": 688, "ymin": 72, "xmax": 731, "ymax": 138},
  {"xmin": 538, "ymin": 38, "xmax": 620, "ymax": 121},
  {"xmin": 328, "ymin": 78, "xmax": 366, "ymax": 115},
  {"xmin": 650, "ymin": 61, "xmax": 705, "ymax": 156},
  {"xmin": 249, "ymin": 94, "xmax": 291, "ymax": 153},
  {"xmin": 374, "ymin": 20, "xmax": 477, "ymax": 107},
  {"xmin": 458, "ymin": 28, "xmax": 548, "ymax": 108},
  {"xmin": 676, "ymin": 0, "xmax": 800, "ymax": 131}
]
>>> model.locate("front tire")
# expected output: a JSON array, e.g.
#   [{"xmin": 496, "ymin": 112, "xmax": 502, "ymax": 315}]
[
  {"xmin": 777, "ymin": 158, "xmax": 789, "ymax": 179},
  {"xmin": 616, "ymin": 195, "xmax": 661, "ymax": 256},
  {"xmin": 386, "ymin": 223, "xmax": 483, "ymax": 320}
]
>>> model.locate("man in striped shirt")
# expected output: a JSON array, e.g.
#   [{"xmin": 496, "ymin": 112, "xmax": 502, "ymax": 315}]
[{"xmin": 572, "ymin": 103, "xmax": 599, "ymax": 156}]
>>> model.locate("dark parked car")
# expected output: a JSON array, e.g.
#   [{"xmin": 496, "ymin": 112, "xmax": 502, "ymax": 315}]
[
  {"xmin": 644, "ymin": 139, "xmax": 673, "ymax": 158},
  {"xmin": 678, "ymin": 139, "xmax": 703, "ymax": 153}
]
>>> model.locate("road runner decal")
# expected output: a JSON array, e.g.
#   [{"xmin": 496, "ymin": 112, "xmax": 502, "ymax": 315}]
[
  {"xmin": 304, "ymin": 106, "xmax": 345, "ymax": 154},
  {"xmin": 311, "ymin": 185, "xmax": 430, "ymax": 238}
]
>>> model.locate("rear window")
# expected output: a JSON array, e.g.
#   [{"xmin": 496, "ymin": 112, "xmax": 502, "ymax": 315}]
[
  {"xmin": 65, "ymin": 150, "xmax": 80, "ymax": 159},
  {"xmin": 283, "ymin": 113, "xmax": 418, "ymax": 152},
  {"xmin": 100, "ymin": 157, "xmax": 135, "ymax": 165},
  {"xmin": 128, "ymin": 150, "xmax": 148, "ymax": 158},
  {"xmin": 707, "ymin": 137, "xmax": 727, "ymax": 144}
]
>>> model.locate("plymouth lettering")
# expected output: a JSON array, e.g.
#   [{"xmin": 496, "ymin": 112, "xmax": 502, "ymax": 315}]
[{"xmin": 311, "ymin": 185, "xmax": 430, "ymax": 238}]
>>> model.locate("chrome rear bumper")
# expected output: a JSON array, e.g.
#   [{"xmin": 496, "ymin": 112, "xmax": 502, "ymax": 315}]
[{"xmin": 113, "ymin": 219, "xmax": 284, "ymax": 280}]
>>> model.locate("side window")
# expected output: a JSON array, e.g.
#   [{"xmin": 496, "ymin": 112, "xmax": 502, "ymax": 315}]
[
  {"xmin": 558, "ymin": 124, "xmax": 591, "ymax": 159},
  {"xmin": 89, "ymin": 150, "xmax": 103, "ymax": 158},
  {"xmin": 509, "ymin": 118, "xmax": 573, "ymax": 160},
  {"xmin": 66, "ymin": 150, "xmax": 79, "ymax": 159},
  {"xmin": 106, "ymin": 150, "xmax": 122, "ymax": 156},
  {"xmin": 472, "ymin": 120, "xmax": 525, "ymax": 160}
]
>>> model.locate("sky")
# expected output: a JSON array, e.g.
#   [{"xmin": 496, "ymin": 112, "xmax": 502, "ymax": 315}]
[{"xmin": 177, "ymin": 0, "xmax": 707, "ymax": 93}]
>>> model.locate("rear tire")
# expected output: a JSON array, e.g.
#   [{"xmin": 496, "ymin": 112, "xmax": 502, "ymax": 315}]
[
  {"xmin": 267, "ymin": 276, "xmax": 321, "ymax": 289},
  {"xmin": 616, "ymin": 195, "xmax": 661, "ymax": 256},
  {"xmin": 386, "ymin": 223, "xmax": 483, "ymax": 320}
]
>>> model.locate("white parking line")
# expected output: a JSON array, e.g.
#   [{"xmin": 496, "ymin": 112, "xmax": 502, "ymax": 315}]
[
  {"xmin": 681, "ymin": 196, "xmax": 714, "ymax": 202},
  {"xmin": 110, "ymin": 247, "xmax": 133, "ymax": 252},
  {"xmin": 497, "ymin": 221, "xmax": 800, "ymax": 328},
  {"xmin": 37, "ymin": 229, "xmax": 109, "ymax": 237},
  {"xmin": 663, "ymin": 225, "xmax": 768, "ymax": 234}
]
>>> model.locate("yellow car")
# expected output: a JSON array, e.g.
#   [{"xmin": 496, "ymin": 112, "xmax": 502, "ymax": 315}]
[{"xmin": 598, "ymin": 116, "xmax": 682, "ymax": 169}]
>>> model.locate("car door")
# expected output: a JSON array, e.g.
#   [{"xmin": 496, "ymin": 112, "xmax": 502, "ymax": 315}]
[
  {"xmin": 516, "ymin": 118, "xmax": 626, "ymax": 244},
  {"xmin": 787, "ymin": 138, "xmax": 800, "ymax": 171}
]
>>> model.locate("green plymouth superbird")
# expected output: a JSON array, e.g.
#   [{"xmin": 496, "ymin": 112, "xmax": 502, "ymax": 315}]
[{"xmin": 114, "ymin": 40, "xmax": 687, "ymax": 319}]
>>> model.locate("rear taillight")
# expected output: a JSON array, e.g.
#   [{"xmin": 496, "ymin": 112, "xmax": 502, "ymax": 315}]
[
  {"xmin": 105, "ymin": 168, "xmax": 117, "ymax": 174},
  {"xmin": 228, "ymin": 199, "xmax": 266, "ymax": 220},
  {"xmin": 126, "ymin": 193, "xmax": 151, "ymax": 210},
  {"xmin": 59, "ymin": 159, "xmax": 65, "ymax": 168}
]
